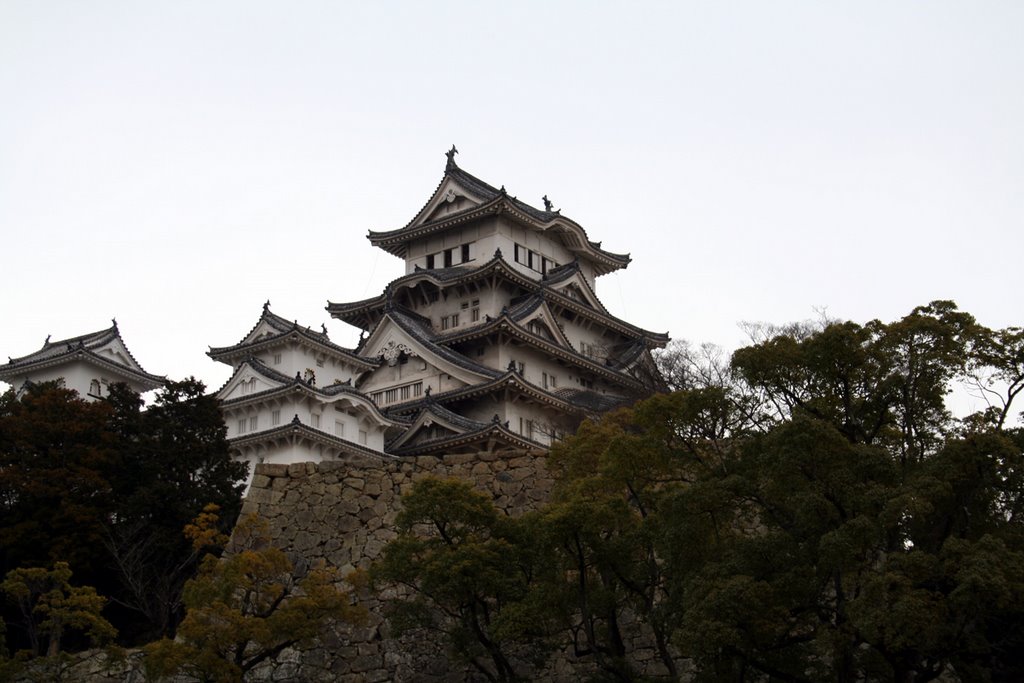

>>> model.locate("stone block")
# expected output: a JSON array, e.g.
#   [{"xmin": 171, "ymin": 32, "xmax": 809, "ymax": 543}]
[
  {"xmin": 287, "ymin": 463, "xmax": 308, "ymax": 477},
  {"xmin": 250, "ymin": 474, "xmax": 271, "ymax": 490},
  {"xmin": 258, "ymin": 463, "xmax": 289, "ymax": 477}
]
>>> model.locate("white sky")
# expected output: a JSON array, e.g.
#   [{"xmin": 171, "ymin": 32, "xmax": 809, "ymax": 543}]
[{"xmin": 1, "ymin": 1, "xmax": 1022, "ymax": 397}]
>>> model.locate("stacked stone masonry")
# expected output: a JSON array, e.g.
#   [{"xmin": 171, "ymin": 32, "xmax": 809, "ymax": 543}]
[{"xmin": 240, "ymin": 455, "xmax": 680, "ymax": 682}]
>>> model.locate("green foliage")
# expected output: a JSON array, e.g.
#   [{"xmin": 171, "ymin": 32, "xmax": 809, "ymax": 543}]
[
  {"xmin": 143, "ymin": 512, "xmax": 363, "ymax": 683},
  {"xmin": 374, "ymin": 478, "xmax": 557, "ymax": 682},
  {"xmin": 0, "ymin": 379, "xmax": 246, "ymax": 650},
  {"xmin": 0, "ymin": 562, "xmax": 115, "ymax": 658},
  {"xmin": 381, "ymin": 301, "xmax": 1024, "ymax": 682}
]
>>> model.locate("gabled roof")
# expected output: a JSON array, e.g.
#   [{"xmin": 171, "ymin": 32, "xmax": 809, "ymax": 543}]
[
  {"xmin": 358, "ymin": 307, "xmax": 502, "ymax": 382},
  {"xmin": 1, "ymin": 322, "xmax": 164, "ymax": 390},
  {"xmin": 229, "ymin": 414, "xmax": 395, "ymax": 463},
  {"xmin": 216, "ymin": 357, "xmax": 405, "ymax": 429},
  {"xmin": 366, "ymin": 151, "xmax": 631, "ymax": 276},
  {"xmin": 327, "ymin": 255, "xmax": 669, "ymax": 347},
  {"xmin": 383, "ymin": 367, "xmax": 623, "ymax": 418},
  {"xmin": 386, "ymin": 401, "xmax": 545, "ymax": 457},
  {"xmin": 209, "ymin": 302, "xmax": 376, "ymax": 371}
]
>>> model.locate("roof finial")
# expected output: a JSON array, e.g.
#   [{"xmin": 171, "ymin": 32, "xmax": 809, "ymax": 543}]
[
  {"xmin": 542, "ymin": 195, "xmax": 553, "ymax": 212},
  {"xmin": 44, "ymin": 334, "xmax": 51, "ymax": 345},
  {"xmin": 499, "ymin": 185, "xmax": 507, "ymax": 195},
  {"xmin": 321, "ymin": 323, "xmax": 328, "ymax": 335},
  {"xmin": 263, "ymin": 300, "xmax": 270, "ymax": 313},
  {"xmin": 111, "ymin": 317, "xmax": 118, "ymax": 328},
  {"xmin": 424, "ymin": 385, "xmax": 432, "ymax": 396},
  {"xmin": 445, "ymin": 145, "xmax": 459, "ymax": 170}
]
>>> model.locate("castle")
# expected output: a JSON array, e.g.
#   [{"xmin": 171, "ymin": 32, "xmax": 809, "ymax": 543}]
[
  {"xmin": 3, "ymin": 149, "xmax": 667, "ymax": 478},
  {"xmin": 0, "ymin": 150, "xmax": 673, "ymax": 680}
]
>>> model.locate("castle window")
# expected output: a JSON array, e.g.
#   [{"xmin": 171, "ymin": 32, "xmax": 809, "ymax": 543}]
[
  {"xmin": 444, "ymin": 249, "xmax": 453, "ymax": 268},
  {"xmin": 358, "ymin": 430, "xmax": 367, "ymax": 445},
  {"xmin": 385, "ymin": 388, "xmax": 398, "ymax": 403},
  {"xmin": 471, "ymin": 299, "xmax": 480, "ymax": 322},
  {"xmin": 335, "ymin": 421, "xmax": 345, "ymax": 437},
  {"xmin": 271, "ymin": 410, "xmax": 280, "ymax": 426},
  {"xmin": 249, "ymin": 416, "xmax": 258, "ymax": 431},
  {"xmin": 311, "ymin": 414, "xmax": 320, "ymax": 428},
  {"xmin": 237, "ymin": 419, "xmax": 246, "ymax": 434},
  {"xmin": 426, "ymin": 253, "xmax": 435, "ymax": 269},
  {"xmin": 316, "ymin": 359, "xmax": 325, "ymax": 368},
  {"xmin": 461, "ymin": 243, "xmax": 470, "ymax": 263},
  {"xmin": 273, "ymin": 353, "xmax": 282, "ymax": 365},
  {"xmin": 89, "ymin": 380, "xmax": 102, "ymax": 397},
  {"xmin": 412, "ymin": 382, "xmax": 422, "ymax": 397},
  {"xmin": 401, "ymin": 385, "xmax": 411, "ymax": 400}
]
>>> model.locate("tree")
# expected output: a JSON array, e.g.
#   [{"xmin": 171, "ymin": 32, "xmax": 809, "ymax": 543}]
[
  {"xmin": 374, "ymin": 478, "xmax": 558, "ymax": 683},
  {"xmin": 0, "ymin": 562, "xmax": 115, "ymax": 658},
  {"xmin": 0, "ymin": 384, "xmax": 118, "ymax": 581},
  {"xmin": 102, "ymin": 380, "xmax": 247, "ymax": 642},
  {"xmin": 144, "ymin": 511, "xmax": 363, "ymax": 683},
  {"xmin": 0, "ymin": 378, "xmax": 247, "ymax": 649}
]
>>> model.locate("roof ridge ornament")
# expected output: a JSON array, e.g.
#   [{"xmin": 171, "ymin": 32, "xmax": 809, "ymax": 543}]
[
  {"xmin": 111, "ymin": 318, "xmax": 118, "ymax": 328},
  {"xmin": 263, "ymin": 300, "xmax": 270, "ymax": 313},
  {"xmin": 445, "ymin": 145, "xmax": 459, "ymax": 171},
  {"xmin": 542, "ymin": 195, "xmax": 553, "ymax": 212}
]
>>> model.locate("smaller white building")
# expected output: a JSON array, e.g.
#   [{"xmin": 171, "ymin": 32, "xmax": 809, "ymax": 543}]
[
  {"xmin": 0, "ymin": 321, "xmax": 164, "ymax": 400},
  {"xmin": 208, "ymin": 303, "xmax": 404, "ymax": 482}
]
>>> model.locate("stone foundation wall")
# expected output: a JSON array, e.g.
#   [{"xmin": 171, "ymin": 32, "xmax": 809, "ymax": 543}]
[
  {"xmin": 240, "ymin": 452, "xmax": 679, "ymax": 682},
  {"xmin": 241, "ymin": 451, "xmax": 556, "ymax": 682}
]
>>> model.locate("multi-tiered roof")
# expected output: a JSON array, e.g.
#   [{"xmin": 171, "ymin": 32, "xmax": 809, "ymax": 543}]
[{"xmin": 326, "ymin": 149, "xmax": 668, "ymax": 456}]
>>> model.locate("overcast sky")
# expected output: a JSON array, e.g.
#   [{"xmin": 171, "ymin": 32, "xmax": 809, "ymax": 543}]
[{"xmin": 1, "ymin": 1, "xmax": 1021, "ymax": 399}]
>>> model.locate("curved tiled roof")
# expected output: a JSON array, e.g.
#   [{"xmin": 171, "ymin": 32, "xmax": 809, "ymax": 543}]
[
  {"xmin": 209, "ymin": 303, "xmax": 376, "ymax": 370},
  {"xmin": 327, "ymin": 255, "xmax": 669, "ymax": 346},
  {"xmin": 229, "ymin": 416, "xmax": 396, "ymax": 462},
  {"xmin": 1, "ymin": 322, "xmax": 165, "ymax": 387},
  {"xmin": 382, "ymin": 368, "xmax": 595, "ymax": 418},
  {"xmin": 387, "ymin": 407, "xmax": 546, "ymax": 457},
  {"xmin": 366, "ymin": 157, "xmax": 630, "ymax": 275},
  {"xmin": 382, "ymin": 307, "xmax": 502, "ymax": 380},
  {"xmin": 218, "ymin": 358, "xmax": 406, "ymax": 427}
]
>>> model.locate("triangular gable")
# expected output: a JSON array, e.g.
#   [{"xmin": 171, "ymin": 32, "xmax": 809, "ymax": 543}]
[
  {"xmin": 516, "ymin": 300, "xmax": 572, "ymax": 348},
  {"xmin": 360, "ymin": 315, "xmax": 494, "ymax": 388},
  {"xmin": 406, "ymin": 175, "xmax": 491, "ymax": 231},
  {"xmin": 94, "ymin": 336, "xmax": 146, "ymax": 373},
  {"xmin": 549, "ymin": 272, "xmax": 608, "ymax": 313},
  {"xmin": 387, "ymin": 406, "xmax": 477, "ymax": 451},
  {"xmin": 216, "ymin": 361, "xmax": 287, "ymax": 401}
]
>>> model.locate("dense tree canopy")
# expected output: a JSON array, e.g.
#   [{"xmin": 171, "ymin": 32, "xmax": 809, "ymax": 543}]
[
  {"xmin": 0, "ymin": 379, "xmax": 247, "ymax": 652},
  {"xmin": 378, "ymin": 301, "xmax": 1024, "ymax": 682}
]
